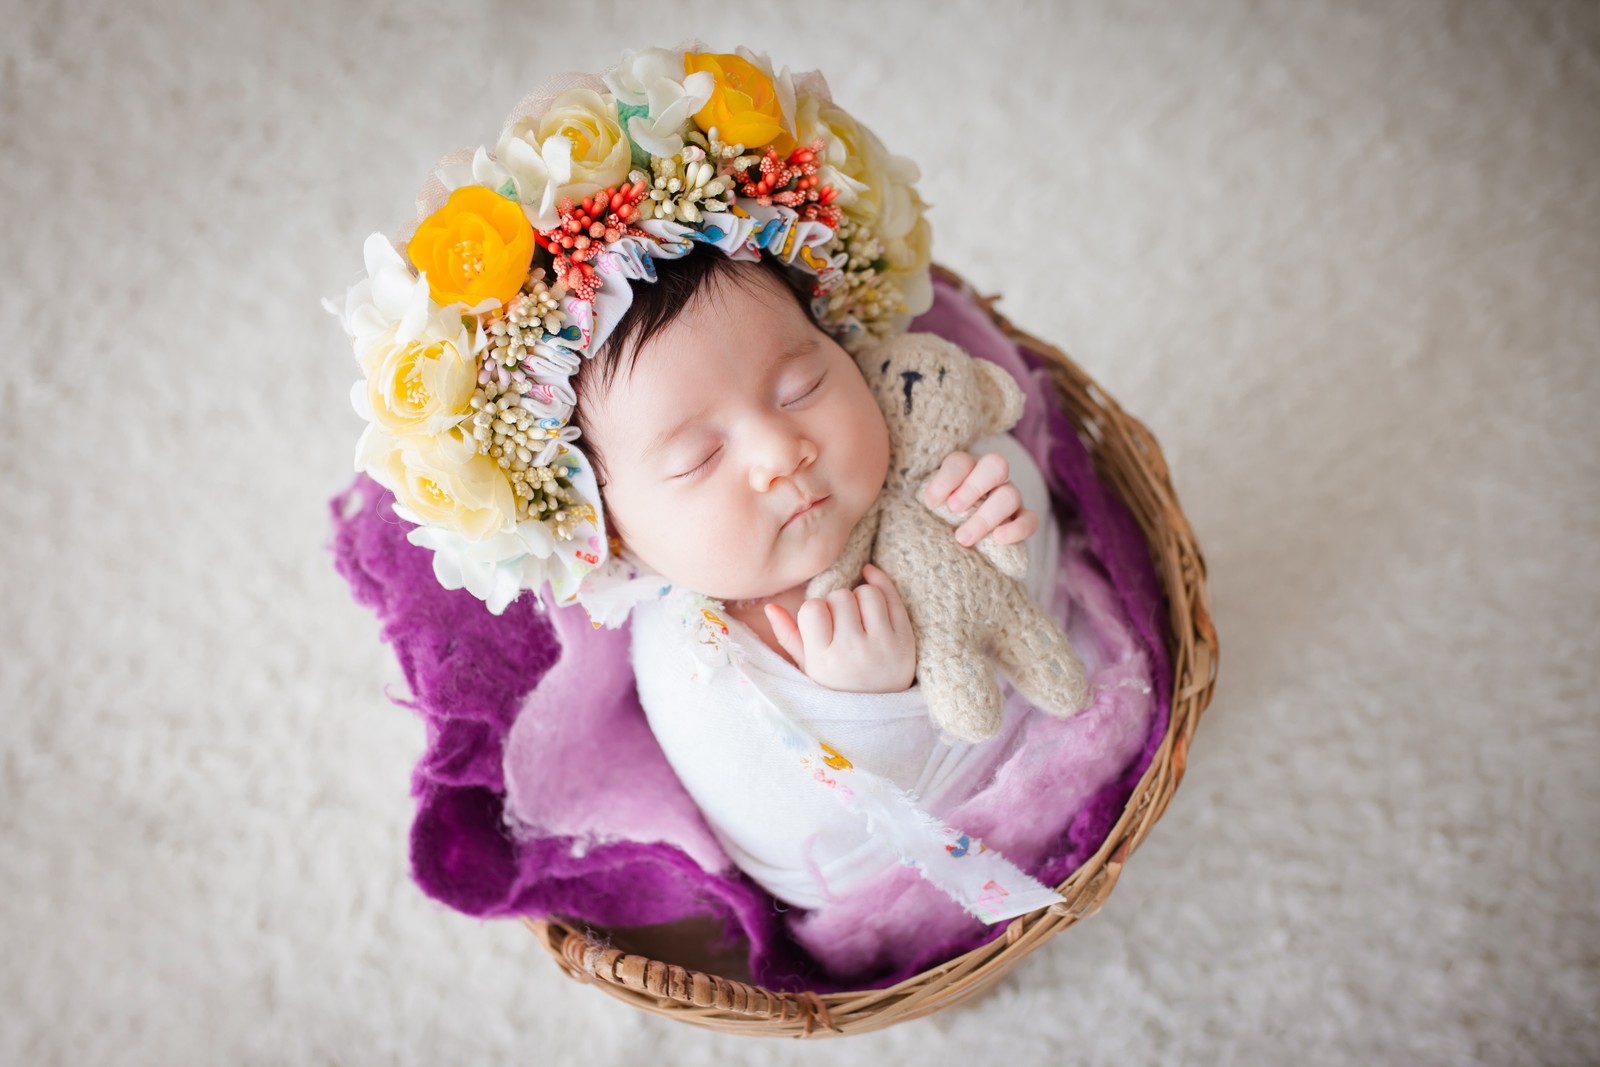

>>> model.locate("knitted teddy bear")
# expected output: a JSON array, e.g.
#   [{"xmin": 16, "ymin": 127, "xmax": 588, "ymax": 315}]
[{"xmin": 806, "ymin": 332, "xmax": 1091, "ymax": 743}]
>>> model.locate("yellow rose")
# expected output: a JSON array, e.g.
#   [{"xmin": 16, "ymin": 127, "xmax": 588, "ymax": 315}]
[
  {"xmin": 376, "ymin": 432, "xmax": 517, "ymax": 542},
  {"xmin": 407, "ymin": 185, "xmax": 535, "ymax": 309},
  {"xmin": 684, "ymin": 51, "xmax": 792, "ymax": 151},
  {"xmin": 362, "ymin": 324, "xmax": 477, "ymax": 439},
  {"xmin": 503, "ymin": 88, "xmax": 631, "ymax": 203}
]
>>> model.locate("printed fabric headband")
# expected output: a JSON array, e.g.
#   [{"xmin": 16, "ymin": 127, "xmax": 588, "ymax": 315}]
[{"xmin": 327, "ymin": 45, "xmax": 933, "ymax": 613}]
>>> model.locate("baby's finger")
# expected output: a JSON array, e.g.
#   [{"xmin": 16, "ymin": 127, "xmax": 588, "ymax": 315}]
[
  {"xmin": 948, "ymin": 452, "xmax": 1011, "ymax": 513},
  {"xmin": 991, "ymin": 506, "xmax": 1042, "ymax": 545},
  {"xmin": 796, "ymin": 597, "xmax": 834, "ymax": 650},
  {"xmin": 765, "ymin": 604, "xmax": 806, "ymax": 668},
  {"xmin": 826, "ymin": 588, "xmax": 862, "ymax": 638},
  {"xmin": 854, "ymin": 582, "xmax": 891, "ymax": 634},
  {"xmin": 922, "ymin": 451, "xmax": 976, "ymax": 509},
  {"xmin": 860, "ymin": 564, "xmax": 908, "ymax": 633},
  {"xmin": 955, "ymin": 482, "xmax": 1023, "ymax": 546}
]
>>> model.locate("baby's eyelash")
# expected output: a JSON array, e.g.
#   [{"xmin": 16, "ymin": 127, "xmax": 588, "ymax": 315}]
[
  {"xmin": 783, "ymin": 374, "xmax": 826, "ymax": 407},
  {"xmin": 674, "ymin": 445, "xmax": 722, "ymax": 480}
]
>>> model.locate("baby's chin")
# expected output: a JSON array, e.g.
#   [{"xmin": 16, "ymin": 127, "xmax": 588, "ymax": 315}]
[{"xmin": 701, "ymin": 528, "xmax": 854, "ymax": 604}]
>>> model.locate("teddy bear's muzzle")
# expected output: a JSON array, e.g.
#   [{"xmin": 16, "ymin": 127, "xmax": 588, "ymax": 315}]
[{"xmin": 899, "ymin": 369, "xmax": 923, "ymax": 415}]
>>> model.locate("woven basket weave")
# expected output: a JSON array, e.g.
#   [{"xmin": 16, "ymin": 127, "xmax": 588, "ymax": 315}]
[{"xmin": 523, "ymin": 264, "xmax": 1219, "ymax": 1037}]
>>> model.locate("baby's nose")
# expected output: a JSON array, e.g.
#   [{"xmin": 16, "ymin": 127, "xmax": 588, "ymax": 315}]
[{"xmin": 749, "ymin": 433, "xmax": 818, "ymax": 491}]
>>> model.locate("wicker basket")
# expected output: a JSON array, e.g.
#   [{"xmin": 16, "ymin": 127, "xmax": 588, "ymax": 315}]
[{"xmin": 523, "ymin": 264, "xmax": 1219, "ymax": 1037}]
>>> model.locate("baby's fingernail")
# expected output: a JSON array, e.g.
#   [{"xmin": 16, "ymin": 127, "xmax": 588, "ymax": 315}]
[{"xmin": 955, "ymin": 525, "xmax": 975, "ymax": 545}]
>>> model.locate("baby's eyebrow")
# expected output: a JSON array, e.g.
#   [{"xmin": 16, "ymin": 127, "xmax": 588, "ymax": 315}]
[{"xmin": 641, "ymin": 408, "xmax": 708, "ymax": 463}]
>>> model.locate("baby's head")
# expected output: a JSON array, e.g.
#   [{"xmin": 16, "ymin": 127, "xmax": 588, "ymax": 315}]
[{"xmin": 573, "ymin": 251, "xmax": 890, "ymax": 602}]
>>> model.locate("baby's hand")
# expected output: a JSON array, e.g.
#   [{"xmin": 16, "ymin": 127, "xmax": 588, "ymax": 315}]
[
  {"xmin": 765, "ymin": 565, "xmax": 916, "ymax": 693},
  {"xmin": 922, "ymin": 450, "xmax": 1041, "ymax": 547}
]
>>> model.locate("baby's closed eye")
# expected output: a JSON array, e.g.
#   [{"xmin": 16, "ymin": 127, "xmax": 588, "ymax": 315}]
[
  {"xmin": 781, "ymin": 372, "xmax": 826, "ymax": 407},
  {"xmin": 673, "ymin": 445, "xmax": 722, "ymax": 479}
]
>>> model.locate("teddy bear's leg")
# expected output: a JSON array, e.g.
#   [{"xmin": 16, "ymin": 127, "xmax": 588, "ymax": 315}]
[
  {"xmin": 919, "ymin": 637, "xmax": 1008, "ymax": 743},
  {"xmin": 993, "ymin": 598, "xmax": 1092, "ymax": 719}
]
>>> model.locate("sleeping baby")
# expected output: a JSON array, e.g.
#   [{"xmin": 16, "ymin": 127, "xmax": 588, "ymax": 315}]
[
  {"xmin": 329, "ymin": 47, "xmax": 1125, "ymax": 962},
  {"xmin": 569, "ymin": 248, "xmax": 1074, "ymax": 919}
]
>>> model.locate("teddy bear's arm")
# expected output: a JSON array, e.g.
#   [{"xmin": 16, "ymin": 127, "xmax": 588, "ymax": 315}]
[
  {"xmin": 804, "ymin": 497, "xmax": 883, "ymax": 599},
  {"xmin": 972, "ymin": 533, "xmax": 1030, "ymax": 580}
]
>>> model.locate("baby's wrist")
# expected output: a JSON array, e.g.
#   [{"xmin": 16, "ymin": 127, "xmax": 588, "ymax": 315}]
[
  {"xmin": 804, "ymin": 657, "xmax": 917, "ymax": 694},
  {"xmin": 813, "ymin": 673, "xmax": 916, "ymax": 695}
]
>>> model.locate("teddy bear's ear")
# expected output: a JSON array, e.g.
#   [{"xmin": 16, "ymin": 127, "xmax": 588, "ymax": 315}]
[
  {"xmin": 848, "ymin": 337, "xmax": 895, "ymax": 382},
  {"xmin": 973, "ymin": 359, "xmax": 1026, "ymax": 434}
]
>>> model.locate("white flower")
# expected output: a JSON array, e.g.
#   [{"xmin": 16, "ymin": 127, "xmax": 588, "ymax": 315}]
[
  {"xmin": 402, "ymin": 500, "xmax": 605, "ymax": 614},
  {"xmin": 405, "ymin": 516, "xmax": 560, "ymax": 614},
  {"xmin": 324, "ymin": 233, "xmax": 431, "ymax": 356},
  {"xmin": 432, "ymin": 145, "xmax": 516, "ymax": 202},
  {"xmin": 493, "ymin": 132, "xmax": 574, "ymax": 232},
  {"xmin": 603, "ymin": 46, "xmax": 714, "ymax": 158},
  {"xmin": 604, "ymin": 46, "xmax": 680, "ymax": 106}
]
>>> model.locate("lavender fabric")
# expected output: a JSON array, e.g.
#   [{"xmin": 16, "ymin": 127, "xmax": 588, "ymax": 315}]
[{"xmin": 328, "ymin": 276, "xmax": 1172, "ymax": 992}]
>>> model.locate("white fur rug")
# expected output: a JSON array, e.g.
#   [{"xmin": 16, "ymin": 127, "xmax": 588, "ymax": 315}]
[{"xmin": 4, "ymin": 0, "xmax": 1596, "ymax": 1062}]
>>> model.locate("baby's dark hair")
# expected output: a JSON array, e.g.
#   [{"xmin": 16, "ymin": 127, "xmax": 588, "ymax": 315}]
[{"xmin": 571, "ymin": 249, "xmax": 819, "ymax": 498}]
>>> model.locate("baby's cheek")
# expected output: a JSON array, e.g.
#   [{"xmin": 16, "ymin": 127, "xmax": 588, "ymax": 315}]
[{"xmin": 850, "ymin": 401, "xmax": 891, "ymax": 494}]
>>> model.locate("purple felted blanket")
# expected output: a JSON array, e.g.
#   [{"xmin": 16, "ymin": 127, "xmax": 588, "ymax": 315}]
[{"xmin": 328, "ymin": 275, "xmax": 1172, "ymax": 992}]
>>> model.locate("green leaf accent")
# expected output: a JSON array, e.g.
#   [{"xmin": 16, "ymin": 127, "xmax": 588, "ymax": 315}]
[
  {"xmin": 496, "ymin": 178, "xmax": 518, "ymax": 200},
  {"xmin": 616, "ymin": 101, "xmax": 656, "ymax": 171}
]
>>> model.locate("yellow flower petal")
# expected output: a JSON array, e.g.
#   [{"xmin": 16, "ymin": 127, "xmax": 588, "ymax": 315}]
[
  {"xmin": 686, "ymin": 51, "xmax": 790, "ymax": 151},
  {"xmin": 408, "ymin": 186, "xmax": 534, "ymax": 308}
]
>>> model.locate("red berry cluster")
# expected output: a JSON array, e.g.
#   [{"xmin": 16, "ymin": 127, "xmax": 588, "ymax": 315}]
[
  {"xmin": 535, "ymin": 180, "xmax": 650, "ymax": 301},
  {"xmin": 735, "ymin": 141, "xmax": 841, "ymax": 228}
]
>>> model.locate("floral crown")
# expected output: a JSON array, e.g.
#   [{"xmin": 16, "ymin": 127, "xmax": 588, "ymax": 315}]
[{"xmin": 327, "ymin": 45, "xmax": 933, "ymax": 614}]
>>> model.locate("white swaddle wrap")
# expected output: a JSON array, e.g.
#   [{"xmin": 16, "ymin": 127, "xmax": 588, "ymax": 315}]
[{"xmin": 631, "ymin": 435, "xmax": 1065, "ymax": 918}]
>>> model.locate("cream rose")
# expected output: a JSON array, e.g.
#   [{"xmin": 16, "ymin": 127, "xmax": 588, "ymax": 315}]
[
  {"xmin": 792, "ymin": 95, "xmax": 867, "ymax": 210},
  {"xmin": 801, "ymin": 100, "xmax": 931, "ymax": 275},
  {"xmin": 367, "ymin": 431, "xmax": 517, "ymax": 542},
  {"xmin": 500, "ymin": 88, "xmax": 630, "ymax": 209},
  {"xmin": 883, "ymin": 212, "xmax": 934, "ymax": 316},
  {"xmin": 360, "ymin": 323, "xmax": 477, "ymax": 439}
]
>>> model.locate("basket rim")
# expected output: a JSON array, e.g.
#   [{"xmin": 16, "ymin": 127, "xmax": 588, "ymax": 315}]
[{"xmin": 526, "ymin": 262, "xmax": 1220, "ymax": 1037}]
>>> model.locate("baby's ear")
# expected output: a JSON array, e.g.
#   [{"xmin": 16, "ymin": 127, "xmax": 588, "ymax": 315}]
[{"xmin": 972, "ymin": 360, "xmax": 1025, "ymax": 434}]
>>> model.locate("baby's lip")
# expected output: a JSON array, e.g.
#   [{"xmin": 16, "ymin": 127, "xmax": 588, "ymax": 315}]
[{"xmin": 782, "ymin": 494, "xmax": 831, "ymax": 529}]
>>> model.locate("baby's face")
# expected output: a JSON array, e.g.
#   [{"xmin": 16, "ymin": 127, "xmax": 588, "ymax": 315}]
[{"xmin": 584, "ymin": 266, "xmax": 890, "ymax": 602}]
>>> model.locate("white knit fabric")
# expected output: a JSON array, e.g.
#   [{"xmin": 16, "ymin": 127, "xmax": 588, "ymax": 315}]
[{"xmin": 632, "ymin": 434, "xmax": 1060, "ymax": 908}]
